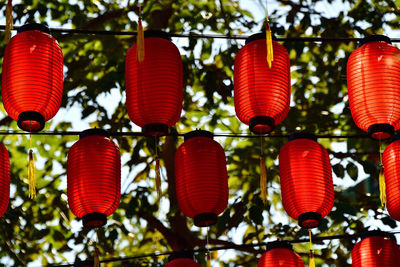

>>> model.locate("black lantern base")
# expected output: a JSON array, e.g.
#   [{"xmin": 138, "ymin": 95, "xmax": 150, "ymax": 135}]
[
  {"xmin": 82, "ymin": 212, "xmax": 107, "ymax": 228},
  {"xmin": 17, "ymin": 111, "xmax": 45, "ymax": 132},
  {"xmin": 368, "ymin": 123, "xmax": 394, "ymax": 140},
  {"xmin": 298, "ymin": 212, "xmax": 322, "ymax": 229},
  {"xmin": 194, "ymin": 213, "xmax": 217, "ymax": 227},
  {"xmin": 249, "ymin": 116, "xmax": 275, "ymax": 134},
  {"xmin": 142, "ymin": 123, "xmax": 169, "ymax": 136}
]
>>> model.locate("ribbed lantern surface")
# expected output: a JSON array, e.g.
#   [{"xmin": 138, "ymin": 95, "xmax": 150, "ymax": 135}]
[
  {"xmin": 0, "ymin": 144, "xmax": 10, "ymax": 218},
  {"xmin": 352, "ymin": 232, "xmax": 400, "ymax": 266},
  {"xmin": 258, "ymin": 241, "xmax": 304, "ymax": 267},
  {"xmin": 279, "ymin": 133, "xmax": 334, "ymax": 228},
  {"xmin": 234, "ymin": 33, "xmax": 290, "ymax": 134},
  {"xmin": 2, "ymin": 24, "xmax": 63, "ymax": 132},
  {"xmin": 164, "ymin": 258, "xmax": 201, "ymax": 267},
  {"xmin": 67, "ymin": 129, "xmax": 121, "ymax": 227},
  {"xmin": 382, "ymin": 139, "xmax": 400, "ymax": 221},
  {"xmin": 347, "ymin": 35, "xmax": 400, "ymax": 140},
  {"xmin": 174, "ymin": 130, "xmax": 228, "ymax": 227},
  {"xmin": 125, "ymin": 30, "xmax": 182, "ymax": 136}
]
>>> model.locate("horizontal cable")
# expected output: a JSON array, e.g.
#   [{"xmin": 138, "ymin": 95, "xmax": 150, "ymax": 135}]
[
  {"xmin": 46, "ymin": 231, "xmax": 400, "ymax": 267},
  {"xmin": 0, "ymin": 130, "xmax": 370, "ymax": 139},
  {"xmin": 1, "ymin": 25, "xmax": 400, "ymax": 42}
]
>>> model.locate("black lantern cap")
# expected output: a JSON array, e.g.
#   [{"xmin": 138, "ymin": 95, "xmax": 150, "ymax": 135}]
[
  {"xmin": 193, "ymin": 212, "xmax": 217, "ymax": 227},
  {"xmin": 360, "ymin": 230, "xmax": 396, "ymax": 242},
  {"xmin": 79, "ymin": 128, "xmax": 110, "ymax": 139},
  {"xmin": 298, "ymin": 212, "xmax": 322, "ymax": 229},
  {"xmin": 249, "ymin": 116, "xmax": 275, "ymax": 134},
  {"xmin": 17, "ymin": 23, "xmax": 51, "ymax": 34},
  {"xmin": 17, "ymin": 111, "xmax": 45, "ymax": 132},
  {"xmin": 142, "ymin": 123, "xmax": 169, "ymax": 136},
  {"xmin": 245, "ymin": 32, "xmax": 278, "ymax": 44},
  {"xmin": 184, "ymin": 130, "xmax": 214, "ymax": 141},
  {"xmin": 73, "ymin": 260, "xmax": 95, "ymax": 267},
  {"xmin": 82, "ymin": 212, "xmax": 107, "ymax": 228},
  {"xmin": 368, "ymin": 123, "xmax": 394, "ymax": 140},
  {"xmin": 360, "ymin": 35, "xmax": 391, "ymax": 46},
  {"xmin": 144, "ymin": 30, "xmax": 170, "ymax": 40},
  {"xmin": 288, "ymin": 132, "xmax": 317, "ymax": 142},
  {"xmin": 266, "ymin": 240, "xmax": 293, "ymax": 251},
  {"xmin": 168, "ymin": 250, "xmax": 195, "ymax": 262}
]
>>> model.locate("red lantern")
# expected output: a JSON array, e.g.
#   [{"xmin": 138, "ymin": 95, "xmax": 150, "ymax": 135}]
[
  {"xmin": 279, "ymin": 133, "xmax": 334, "ymax": 228},
  {"xmin": 347, "ymin": 35, "xmax": 400, "ymax": 140},
  {"xmin": 67, "ymin": 129, "xmax": 121, "ymax": 227},
  {"xmin": 352, "ymin": 231, "xmax": 400, "ymax": 266},
  {"xmin": 0, "ymin": 144, "xmax": 10, "ymax": 218},
  {"xmin": 125, "ymin": 30, "xmax": 182, "ymax": 136},
  {"xmin": 234, "ymin": 33, "xmax": 290, "ymax": 134},
  {"xmin": 382, "ymin": 138, "xmax": 400, "ymax": 221},
  {"xmin": 174, "ymin": 130, "xmax": 228, "ymax": 227},
  {"xmin": 164, "ymin": 252, "xmax": 200, "ymax": 267},
  {"xmin": 258, "ymin": 241, "xmax": 304, "ymax": 267},
  {"xmin": 2, "ymin": 23, "xmax": 63, "ymax": 132}
]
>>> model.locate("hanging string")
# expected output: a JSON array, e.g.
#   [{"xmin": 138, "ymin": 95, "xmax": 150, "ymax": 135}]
[
  {"xmin": 4, "ymin": 0, "xmax": 13, "ymax": 44},
  {"xmin": 378, "ymin": 139, "xmax": 386, "ymax": 208},
  {"xmin": 94, "ymin": 229, "xmax": 100, "ymax": 267},
  {"xmin": 206, "ymin": 228, "xmax": 211, "ymax": 267},
  {"xmin": 28, "ymin": 129, "xmax": 36, "ymax": 199},
  {"xmin": 154, "ymin": 136, "xmax": 162, "ymax": 199},
  {"xmin": 260, "ymin": 137, "xmax": 268, "ymax": 205},
  {"xmin": 308, "ymin": 229, "xmax": 315, "ymax": 267},
  {"xmin": 265, "ymin": 1, "xmax": 273, "ymax": 68},
  {"xmin": 136, "ymin": 2, "xmax": 145, "ymax": 62}
]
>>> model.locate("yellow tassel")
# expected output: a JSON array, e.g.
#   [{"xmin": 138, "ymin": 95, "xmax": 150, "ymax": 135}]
[
  {"xmin": 136, "ymin": 6, "xmax": 145, "ymax": 63},
  {"xmin": 309, "ymin": 229, "xmax": 315, "ymax": 267},
  {"xmin": 155, "ymin": 158, "xmax": 162, "ymax": 198},
  {"xmin": 379, "ymin": 166, "xmax": 386, "ymax": 208},
  {"xmin": 265, "ymin": 22, "xmax": 273, "ymax": 68},
  {"xmin": 94, "ymin": 248, "xmax": 100, "ymax": 267},
  {"xmin": 4, "ymin": 0, "xmax": 13, "ymax": 44},
  {"xmin": 260, "ymin": 156, "xmax": 268, "ymax": 205},
  {"xmin": 206, "ymin": 253, "xmax": 211, "ymax": 267},
  {"xmin": 28, "ymin": 150, "xmax": 36, "ymax": 199}
]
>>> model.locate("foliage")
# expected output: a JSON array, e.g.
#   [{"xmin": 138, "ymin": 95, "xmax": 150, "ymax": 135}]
[{"xmin": 0, "ymin": 0, "xmax": 399, "ymax": 266}]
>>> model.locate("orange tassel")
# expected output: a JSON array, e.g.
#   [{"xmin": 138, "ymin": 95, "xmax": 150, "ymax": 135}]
[
  {"xmin": 260, "ymin": 156, "xmax": 268, "ymax": 205},
  {"xmin": 4, "ymin": 0, "xmax": 13, "ymax": 44},
  {"xmin": 309, "ymin": 229, "xmax": 315, "ymax": 267},
  {"xmin": 155, "ymin": 158, "xmax": 162, "ymax": 198},
  {"xmin": 94, "ymin": 248, "xmax": 100, "ymax": 267}
]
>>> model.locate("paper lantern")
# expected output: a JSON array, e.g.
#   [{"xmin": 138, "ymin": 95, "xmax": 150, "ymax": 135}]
[
  {"xmin": 234, "ymin": 33, "xmax": 290, "ymax": 134},
  {"xmin": 164, "ymin": 252, "xmax": 200, "ymax": 267},
  {"xmin": 174, "ymin": 130, "xmax": 228, "ymax": 227},
  {"xmin": 67, "ymin": 129, "xmax": 121, "ymax": 227},
  {"xmin": 347, "ymin": 35, "xmax": 400, "ymax": 139},
  {"xmin": 258, "ymin": 241, "xmax": 304, "ymax": 267},
  {"xmin": 2, "ymin": 23, "xmax": 63, "ymax": 132},
  {"xmin": 352, "ymin": 231, "xmax": 400, "ymax": 266},
  {"xmin": 279, "ymin": 132, "xmax": 334, "ymax": 228},
  {"xmin": 0, "ymin": 144, "xmax": 10, "ymax": 218},
  {"xmin": 382, "ymin": 138, "xmax": 400, "ymax": 221},
  {"xmin": 125, "ymin": 30, "xmax": 183, "ymax": 136}
]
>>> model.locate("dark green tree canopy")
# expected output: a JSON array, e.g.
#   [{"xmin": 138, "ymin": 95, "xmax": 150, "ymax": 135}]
[{"xmin": 0, "ymin": 0, "xmax": 399, "ymax": 266}]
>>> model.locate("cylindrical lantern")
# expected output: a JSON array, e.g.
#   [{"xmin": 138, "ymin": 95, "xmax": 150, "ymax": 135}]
[
  {"xmin": 347, "ymin": 35, "xmax": 400, "ymax": 139},
  {"xmin": 0, "ymin": 144, "xmax": 10, "ymax": 218},
  {"xmin": 67, "ymin": 129, "xmax": 121, "ymax": 227},
  {"xmin": 382, "ymin": 138, "xmax": 400, "ymax": 221},
  {"xmin": 125, "ymin": 30, "xmax": 183, "ymax": 136},
  {"xmin": 174, "ymin": 130, "xmax": 228, "ymax": 227},
  {"xmin": 234, "ymin": 33, "xmax": 291, "ymax": 134},
  {"xmin": 258, "ymin": 241, "xmax": 304, "ymax": 267},
  {"xmin": 352, "ymin": 231, "xmax": 400, "ymax": 266},
  {"xmin": 164, "ymin": 251, "xmax": 200, "ymax": 267},
  {"xmin": 279, "ymin": 132, "xmax": 334, "ymax": 228},
  {"xmin": 2, "ymin": 23, "xmax": 63, "ymax": 132}
]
